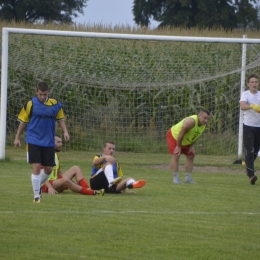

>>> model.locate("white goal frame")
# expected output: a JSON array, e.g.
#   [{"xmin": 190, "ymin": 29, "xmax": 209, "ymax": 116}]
[{"xmin": 1, "ymin": 27, "xmax": 260, "ymax": 159}]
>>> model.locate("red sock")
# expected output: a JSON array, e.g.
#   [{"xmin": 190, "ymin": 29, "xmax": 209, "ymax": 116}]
[
  {"xmin": 79, "ymin": 178, "xmax": 89, "ymax": 189},
  {"xmin": 80, "ymin": 187, "xmax": 95, "ymax": 195}
]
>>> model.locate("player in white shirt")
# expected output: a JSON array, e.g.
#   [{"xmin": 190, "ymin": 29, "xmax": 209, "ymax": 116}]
[{"xmin": 240, "ymin": 74, "xmax": 260, "ymax": 185}]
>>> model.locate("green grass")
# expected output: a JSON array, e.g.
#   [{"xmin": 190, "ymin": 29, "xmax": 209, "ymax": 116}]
[{"xmin": 1, "ymin": 147, "xmax": 260, "ymax": 259}]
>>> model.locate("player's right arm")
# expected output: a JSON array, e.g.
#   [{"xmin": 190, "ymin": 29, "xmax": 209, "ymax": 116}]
[
  {"xmin": 240, "ymin": 101, "xmax": 260, "ymax": 112},
  {"xmin": 14, "ymin": 101, "xmax": 32, "ymax": 147},
  {"xmin": 14, "ymin": 122, "xmax": 26, "ymax": 147}
]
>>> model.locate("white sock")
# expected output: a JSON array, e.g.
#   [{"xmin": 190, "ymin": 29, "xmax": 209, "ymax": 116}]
[
  {"xmin": 104, "ymin": 165, "xmax": 115, "ymax": 187},
  {"xmin": 31, "ymin": 174, "xmax": 41, "ymax": 199},
  {"xmin": 126, "ymin": 178, "xmax": 135, "ymax": 187},
  {"xmin": 39, "ymin": 170, "xmax": 50, "ymax": 185},
  {"xmin": 186, "ymin": 173, "xmax": 191, "ymax": 180},
  {"xmin": 173, "ymin": 172, "xmax": 179, "ymax": 179}
]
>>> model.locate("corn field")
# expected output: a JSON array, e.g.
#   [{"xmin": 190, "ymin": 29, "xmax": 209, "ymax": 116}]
[{"xmin": 3, "ymin": 23, "xmax": 260, "ymax": 154}]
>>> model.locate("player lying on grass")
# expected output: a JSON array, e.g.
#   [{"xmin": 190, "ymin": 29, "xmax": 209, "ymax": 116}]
[
  {"xmin": 90, "ymin": 141, "xmax": 146, "ymax": 194},
  {"xmin": 41, "ymin": 135, "xmax": 104, "ymax": 196},
  {"xmin": 166, "ymin": 109, "xmax": 210, "ymax": 184}
]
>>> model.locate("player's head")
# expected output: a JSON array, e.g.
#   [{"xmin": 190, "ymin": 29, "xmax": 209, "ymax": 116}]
[
  {"xmin": 247, "ymin": 74, "xmax": 258, "ymax": 83},
  {"xmin": 247, "ymin": 74, "xmax": 258, "ymax": 93},
  {"xmin": 103, "ymin": 141, "xmax": 115, "ymax": 156},
  {"xmin": 197, "ymin": 109, "xmax": 210, "ymax": 126},
  {"xmin": 36, "ymin": 82, "xmax": 49, "ymax": 103},
  {"xmin": 54, "ymin": 134, "xmax": 62, "ymax": 152}
]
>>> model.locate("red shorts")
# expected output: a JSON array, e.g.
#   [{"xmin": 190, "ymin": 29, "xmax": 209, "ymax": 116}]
[
  {"xmin": 166, "ymin": 129, "xmax": 195, "ymax": 156},
  {"xmin": 41, "ymin": 180, "xmax": 55, "ymax": 193},
  {"xmin": 41, "ymin": 175, "xmax": 68, "ymax": 193}
]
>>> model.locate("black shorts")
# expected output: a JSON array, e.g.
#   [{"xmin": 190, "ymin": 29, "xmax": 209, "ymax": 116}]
[
  {"xmin": 27, "ymin": 143, "xmax": 55, "ymax": 167},
  {"xmin": 90, "ymin": 172, "xmax": 120, "ymax": 194}
]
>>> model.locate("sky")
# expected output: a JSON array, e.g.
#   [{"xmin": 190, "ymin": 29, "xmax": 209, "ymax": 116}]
[{"xmin": 73, "ymin": 0, "xmax": 159, "ymax": 28}]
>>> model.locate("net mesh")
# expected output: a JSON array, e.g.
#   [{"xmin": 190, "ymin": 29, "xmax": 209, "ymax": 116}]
[{"xmin": 5, "ymin": 33, "xmax": 260, "ymax": 154}]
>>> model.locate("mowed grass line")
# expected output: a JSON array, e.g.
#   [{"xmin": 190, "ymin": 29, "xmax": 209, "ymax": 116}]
[{"xmin": 1, "ymin": 148, "xmax": 260, "ymax": 260}]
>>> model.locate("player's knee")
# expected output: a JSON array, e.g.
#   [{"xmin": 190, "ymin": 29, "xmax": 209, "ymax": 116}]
[
  {"xmin": 102, "ymin": 163, "xmax": 113, "ymax": 171},
  {"xmin": 71, "ymin": 165, "xmax": 80, "ymax": 171},
  {"xmin": 44, "ymin": 166, "xmax": 53, "ymax": 175}
]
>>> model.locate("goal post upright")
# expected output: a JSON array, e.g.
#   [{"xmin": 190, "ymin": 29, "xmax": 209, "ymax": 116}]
[
  {"xmin": 237, "ymin": 35, "xmax": 247, "ymax": 161},
  {"xmin": 0, "ymin": 28, "xmax": 9, "ymax": 159},
  {"xmin": 1, "ymin": 27, "xmax": 260, "ymax": 159}
]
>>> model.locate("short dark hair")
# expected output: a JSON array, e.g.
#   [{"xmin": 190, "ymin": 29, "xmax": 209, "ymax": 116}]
[
  {"xmin": 103, "ymin": 141, "xmax": 115, "ymax": 147},
  {"xmin": 247, "ymin": 74, "xmax": 258, "ymax": 83},
  {"xmin": 55, "ymin": 134, "xmax": 61, "ymax": 138},
  {"xmin": 199, "ymin": 109, "xmax": 210, "ymax": 116},
  {"xmin": 37, "ymin": 82, "xmax": 49, "ymax": 91}
]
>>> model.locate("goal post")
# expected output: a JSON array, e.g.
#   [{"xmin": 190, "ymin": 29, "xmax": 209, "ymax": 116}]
[{"xmin": 1, "ymin": 27, "xmax": 260, "ymax": 159}]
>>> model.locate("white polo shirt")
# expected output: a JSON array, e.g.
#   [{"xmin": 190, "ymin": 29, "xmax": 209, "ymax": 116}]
[{"xmin": 240, "ymin": 90, "xmax": 260, "ymax": 127}]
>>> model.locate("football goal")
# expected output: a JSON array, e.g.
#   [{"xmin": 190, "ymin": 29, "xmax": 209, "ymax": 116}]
[{"xmin": 1, "ymin": 27, "xmax": 260, "ymax": 159}]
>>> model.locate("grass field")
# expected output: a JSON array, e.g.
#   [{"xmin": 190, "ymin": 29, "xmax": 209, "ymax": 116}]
[{"xmin": 1, "ymin": 147, "xmax": 260, "ymax": 260}]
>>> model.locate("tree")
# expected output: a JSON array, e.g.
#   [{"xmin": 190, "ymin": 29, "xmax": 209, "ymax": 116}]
[
  {"xmin": 0, "ymin": 0, "xmax": 88, "ymax": 23},
  {"xmin": 234, "ymin": 0, "xmax": 259, "ymax": 28},
  {"xmin": 133, "ymin": 0, "xmax": 259, "ymax": 29}
]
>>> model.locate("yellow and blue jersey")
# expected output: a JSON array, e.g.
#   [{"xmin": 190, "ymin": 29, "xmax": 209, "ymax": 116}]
[
  {"xmin": 47, "ymin": 153, "xmax": 60, "ymax": 181},
  {"xmin": 91, "ymin": 154, "xmax": 123, "ymax": 178},
  {"xmin": 18, "ymin": 96, "xmax": 64, "ymax": 147}
]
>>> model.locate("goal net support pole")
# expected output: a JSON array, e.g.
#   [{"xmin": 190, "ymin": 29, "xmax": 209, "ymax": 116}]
[
  {"xmin": 1, "ymin": 28, "xmax": 260, "ymax": 159},
  {"xmin": 237, "ymin": 36, "xmax": 247, "ymax": 161}
]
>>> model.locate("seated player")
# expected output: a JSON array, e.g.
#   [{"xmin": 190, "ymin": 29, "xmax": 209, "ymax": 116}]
[
  {"xmin": 41, "ymin": 135, "xmax": 104, "ymax": 196},
  {"xmin": 90, "ymin": 141, "xmax": 146, "ymax": 194}
]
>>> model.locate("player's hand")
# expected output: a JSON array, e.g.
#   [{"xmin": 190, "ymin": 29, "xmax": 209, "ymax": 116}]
[
  {"xmin": 250, "ymin": 104, "xmax": 260, "ymax": 113},
  {"xmin": 104, "ymin": 155, "xmax": 116, "ymax": 164},
  {"xmin": 188, "ymin": 146, "xmax": 195, "ymax": 156},
  {"xmin": 48, "ymin": 187, "xmax": 58, "ymax": 195},
  {"xmin": 63, "ymin": 132, "xmax": 70, "ymax": 141},
  {"xmin": 14, "ymin": 138, "xmax": 21, "ymax": 147},
  {"xmin": 174, "ymin": 146, "xmax": 181, "ymax": 156}
]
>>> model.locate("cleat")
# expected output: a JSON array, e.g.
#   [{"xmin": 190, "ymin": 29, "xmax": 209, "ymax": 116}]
[
  {"xmin": 110, "ymin": 177, "xmax": 122, "ymax": 185},
  {"xmin": 185, "ymin": 179, "xmax": 196, "ymax": 184},
  {"xmin": 250, "ymin": 176, "xmax": 257, "ymax": 185},
  {"xmin": 95, "ymin": 189, "xmax": 105, "ymax": 196},
  {"xmin": 128, "ymin": 180, "xmax": 146, "ymax": 189},
  {"xmin": 33, "ymin": 197, "xmax": 40, "ymax": 203},
  {"xmin": 173, "ymin": 178, "xmax": 183, "ymax": 184}
]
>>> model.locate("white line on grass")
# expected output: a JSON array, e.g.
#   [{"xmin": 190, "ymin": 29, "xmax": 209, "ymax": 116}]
[{"xmin": 0, "ymin": 210, "xmax": 259, "ymax": 215}]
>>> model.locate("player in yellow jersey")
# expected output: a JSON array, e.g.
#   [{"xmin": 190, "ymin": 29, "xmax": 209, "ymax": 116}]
[
  {"xmin": 41, "ymin": 135, "xmax": 104, "ymax": 196},
  {"xmin": 166, "ymin": 109, "xmax": 210, "ymax": 184}
]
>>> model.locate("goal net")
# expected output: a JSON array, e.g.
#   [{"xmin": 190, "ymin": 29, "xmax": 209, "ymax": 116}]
[{"xmin": 1, "ymin": 28, "xmax": 260, "ymax": 158}]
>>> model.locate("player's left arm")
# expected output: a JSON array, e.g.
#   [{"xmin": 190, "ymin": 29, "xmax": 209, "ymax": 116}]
[
  {"xmin": 44, "ymin": 180, "xmax": 58, "ymax": 195},
  {"xmin": 57, "ymin": 120, "xmax": 70, "ymax": 141},
  {"xmin": 56, "ymin": 107, "xmax": 69, "ymax": 141}
]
